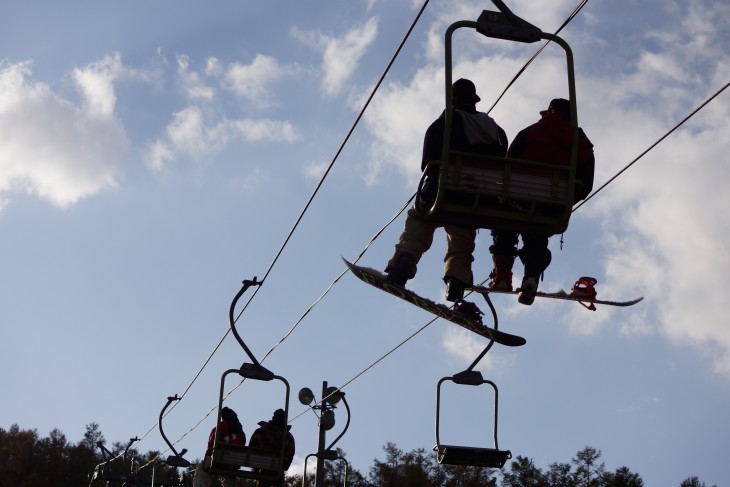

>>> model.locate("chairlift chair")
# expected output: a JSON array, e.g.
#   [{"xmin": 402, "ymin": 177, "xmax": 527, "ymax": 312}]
[
  {"xmin": 206, "ymin": 277, "xmax": 292, "ymax": 487},
  {"xmin": 207, "ymin": 364, "xmax": 291, "ymax": 486},
  {"xmin": 434, "ymin": 370, "xmax": 511, "ymax": 469},
  {"xmin": 415, "ymin": 0, "xmax": 581, "ymax": 237}
]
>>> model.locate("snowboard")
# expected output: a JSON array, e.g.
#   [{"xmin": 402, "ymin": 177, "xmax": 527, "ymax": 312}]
[
  {"xmin": 470, "ymin": 285, "xmax": 644, "ymax": 310},
  {"xmin": 343, "ymin": 258, "xmax": 526, "ymax": 347}
]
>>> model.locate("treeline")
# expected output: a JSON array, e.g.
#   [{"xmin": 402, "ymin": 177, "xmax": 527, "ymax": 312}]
[
  {"xmin": 0, "ymin": 424, "xmax": 715, "ymax": 487},
  {"xmin": 0, "ymin": 423, "xmax": 189, "ymax": 487},
  {"xmin": 290, "ymin": 443, "xmax": 713, "ymax": 487}
]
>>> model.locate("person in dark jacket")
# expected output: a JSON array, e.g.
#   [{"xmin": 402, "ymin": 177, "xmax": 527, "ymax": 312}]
[
  {"xmin": 385, "ymin": 78, "xmax": 509, "ymax": 302},
  {"xmin": 488, "ymin": 98, "xmax": 594, "ymax": 305},
  {"xmin": 248, "ymin": 409, "xmax": 295, "ymax": 486}
]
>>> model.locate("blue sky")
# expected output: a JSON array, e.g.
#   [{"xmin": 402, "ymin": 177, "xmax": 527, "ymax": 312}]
[{"xmin": 1, "ymin": 1, "xmax": 729, "ymax": 485}]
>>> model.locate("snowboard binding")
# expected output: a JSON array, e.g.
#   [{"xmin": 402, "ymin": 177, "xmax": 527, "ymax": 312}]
[
  {"xmin": 570, "ymin": 276, "xmax": 598, "ymax": 310},
  {"xmin": 453, "ymin": 300, "xmax": 485, "ymax": 324}
]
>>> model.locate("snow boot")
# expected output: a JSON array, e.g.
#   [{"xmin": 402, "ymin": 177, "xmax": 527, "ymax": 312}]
[
  {"xmin": 488, "ymin": 255, "xmax": 515, "ymax": 291},
  {"xmin": 518, "ymin": 276, "xmax": 538, "ymax": 305},
  {"xmin": 445, "ymin": 277, "xmax": 467, "ymax": 302},
  {"xmin": 385, "ymin": 252, "xmax": 416, "ymax": 287}
]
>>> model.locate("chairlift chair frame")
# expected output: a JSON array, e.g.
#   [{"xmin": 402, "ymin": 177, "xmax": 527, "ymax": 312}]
[
  {"xmin": 433, "ymin": 293, "xmax": 511, "ymax": 468},
  {"xmin": 415, "ymin": 0, "xmax": 581, "ymax": 237},
  {"xmin": 92, "ymin": 437, "xmax": 183, "ymax": 486},
  {"xmin": 301, "ymin": 451, "xmax": 349, "ymax": 487},
  {"xmin": 91, "ymin": 440, "xmax": 134, "ymax": 484},
  {"xmin": 434, "ymin": 370, "xmax": 511, "ymax": 468},
  {"xmin": 207, "ymin": 365, "xmax": 291, "ymax": 485},
  {"xmin": 206, "ymin": 277, "xmax": 291, "ymax": 487}
]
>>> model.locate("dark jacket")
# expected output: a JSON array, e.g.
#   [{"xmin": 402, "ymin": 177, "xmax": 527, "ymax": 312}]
[
  {"xmin": 422, "ymin": 104, "xmax": 508, "ymax": 173},
  {"xmin": 248, "ymin": 420, "xmax": 295, "ymax": 470},
  {"xmin": 508, "ymin": 112, "xmax": 595, "ymax": 201},
  {"xmin": 419, "ymin": 104, "xmax": 508, "ymax": 205}
]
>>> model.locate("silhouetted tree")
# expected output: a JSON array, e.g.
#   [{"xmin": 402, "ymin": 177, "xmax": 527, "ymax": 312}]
[
  {"xmin": 545, "ymin": 462, "xmax": 575, "ymax": 487},
  {"xmin": 0, "ymin": 425, "xmax": 43, "ymax": 486},
  {"xmin": 367, "ymin": 441, "xmax": 499, "ymax": 486},
  {"xmin": 369, "ymin": 442, "xmax": 435, "ymax": 486},
  {"xmin": 80, "ymin": 422, "xmax": 105, "ymax": 452},
  {"xmin": 2, "ymin": 424, "xmax": 721, "ymax": 487},
  {"xmin": 501, "ymin": 455, "xmax": 547, "ymax": 486},
  {"xmin": 679, "ymin": 477, "xmax": 717, "ymax": 487},
  {"xmin": 600, "ymin": 466, "xmax": 643, "ymax": 487},
  {"xmin": 500, "ymin": 449, "xmax": 644, "ymax": 487},
  {"xmin": 572, "ymin": 446, "xmax": 605, "ymax": 487}
]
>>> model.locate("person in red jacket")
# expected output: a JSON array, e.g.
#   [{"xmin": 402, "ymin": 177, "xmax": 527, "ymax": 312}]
[
  {"xmin": 193, "ymin": 407, "xmax": 246, "ymax": 487},
  {"xmin": 488, "ymin": 98, "xmax": 594, "ymax": 305},
  {"xmin": 248, "ymin": 409, "xmax": 295, "ymax": 487}
]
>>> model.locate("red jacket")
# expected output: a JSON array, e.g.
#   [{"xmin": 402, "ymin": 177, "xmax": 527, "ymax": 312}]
[
  {"xmin": 205, "ymin": 420, "xmax": 245, "ymax": 457},
  {"xmin": 509, "ymin": 113, "xmax": 595, "ymax": 201}
]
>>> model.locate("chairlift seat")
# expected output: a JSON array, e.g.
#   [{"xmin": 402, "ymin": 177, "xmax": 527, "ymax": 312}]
[
  {"xmin": 417, "ymin": 151, "xmax": 574, "ymax": 235},
  {"xmin": 210, "ymin": 443, "xmax": 283, "ymax": 482},
  {"xmin": 434, "ymin": 444, "xmax": 512, "ymax": 468}
]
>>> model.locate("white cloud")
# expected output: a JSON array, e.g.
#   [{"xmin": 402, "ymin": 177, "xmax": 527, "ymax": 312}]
[
  {"xmin": 304, "ymin": 160, "xmax": 329, "ymax": 181},
  {"xmin": 205, "ymin": 57, "xmax": 223, "ymax": 77},
  {"xmin": 595, "ymin": 115, "xmax": 730, "ymax": 372},
  {"xmin": 229, "ymin": 118, "xmax": 299, "ymax": 142},
  {"xmin": 144, "ymin": 52, "xmax": 302, "ymax": 171},
  {"xmin": 359, "ymin": 67, "xmax": 442, "ymax": 185},
  {"xmin": 442, "ymin": 327, "xmax": 516, "ymax": 375},
  {"xmin": 509, "ymin": 0, "xmax": 581, "ymax": 29},
  {"xmin": 0, "ymin": 58, "xmax": 127, "ymax": 209},
  {"xmin": 287, "ymin": 456, "xmax": 308, "ymax": 479},
  {"xmin": 145, "ymin": 106, "xmax": 299, "ymax": 171},
  {"xmin": 72, "ymin": 53, "xmax": 123, "ymax": 118},
  {"xmin": 146, "ymin": 140, "xmax": 174, "ymax": 173},
  {"xmin": 570, "ymin": 9, "xmax": 730, "ymax": 374},
  {"xmin": 165, "ymin": 106, "xmax": 209, "ymax": 156},
  {"xmin": 223, "ymin": 54, "xmax": 287, "ymax": 108},
  {"xmin": 176, "ymin": 55, "xmax": 216, "ymax": 102},
  {"xmin": 293, "ymin": 17, "xmax": 379, "ymax": 96}
]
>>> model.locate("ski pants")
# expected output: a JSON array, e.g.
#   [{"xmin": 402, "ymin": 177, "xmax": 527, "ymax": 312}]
[
  {"xmin": 490, "ymin": 230, "xmax": 552, "ymax": 279},
  {"xmin": 387, "ymin": 207, "xmax": 475, "ymax": 285}
]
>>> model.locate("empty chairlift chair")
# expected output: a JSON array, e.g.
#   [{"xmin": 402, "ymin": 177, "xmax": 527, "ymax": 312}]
[{"xmin": 434, "ymin": 370, "xmax": 511, "ymax": 469}]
